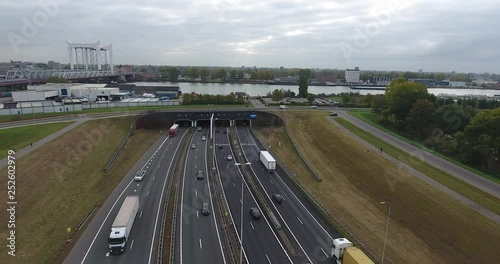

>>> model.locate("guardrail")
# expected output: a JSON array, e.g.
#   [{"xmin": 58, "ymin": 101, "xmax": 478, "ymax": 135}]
[
  {"xmin": 280, "ymin": 117, "xmax": 323, "ymax": 181},
  {"xmin": 248, "ymin": 127, "xmax": 378, "ymax": 262},
  {"xmin": 103, "ymin": 117, "xmax": 138, "ymax": 172}
]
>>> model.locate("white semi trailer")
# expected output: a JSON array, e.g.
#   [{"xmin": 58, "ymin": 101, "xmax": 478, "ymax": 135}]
[
  {"xmin": 108, "ymin": 195, "xmax": 139, "ymax": 254},
  {"xmin": 259, "ymin": 151, "xmax": 276, "ymax": 172}
]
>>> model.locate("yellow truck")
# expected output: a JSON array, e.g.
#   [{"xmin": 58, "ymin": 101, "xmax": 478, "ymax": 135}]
[{"xmin": 331, "ymin": 238, "xmax": 374, "ymax": 264}]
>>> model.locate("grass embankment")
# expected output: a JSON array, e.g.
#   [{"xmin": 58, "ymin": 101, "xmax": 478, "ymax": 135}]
[
  {"xmin": 0, "ymin": 122, "xmax": 73, "ymax": 159},
  {"xmin": 254, "ymin": 111, "xmax": 500, "ymax": 264},
  {"xmin": 335, "ymin": 116, "xmax": 500, "ymax": 215},
  {"xmin": 0, "ymin": 117, "xmax": 162, "ymax": 264},
  {"xmin": 348, "ymin": 109, "xmax": 500, "ymax": 183},
  {"xmin": 0, "ymin": 103, "xmax": 247, "ymax": 123}
]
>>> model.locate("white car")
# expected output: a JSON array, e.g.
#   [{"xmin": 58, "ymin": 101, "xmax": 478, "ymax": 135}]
[
  {"xmin": 202, "ymin": 136, "xmax": 206, "ymax": 141},
  {"xmin": 227, "ymin": 155, "xmax": 233, "ymax": 161},
  {"xmin": 134, "ymin": 170, "xmax": 146, "ymax": 181}
]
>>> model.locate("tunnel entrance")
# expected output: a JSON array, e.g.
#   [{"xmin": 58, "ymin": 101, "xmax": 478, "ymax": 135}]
[
  {"xmin": 235, "ymin": 119, "xmax": 250, "ymax": 126},
  {"xmin": 197, "ymin": 119, "xmax": 211, "ymax": 127},
  {"xmin": 175, "ymin": 120, "xmax": 192, "ymax": 127},
  {"xmin": 214, "ymin": 119, "xmax": 230, "ymax": 127}
]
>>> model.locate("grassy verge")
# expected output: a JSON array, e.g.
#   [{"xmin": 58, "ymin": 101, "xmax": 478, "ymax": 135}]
[
  {"xmin": 0, "ymin": 117, "xmax": 163, "ymax": 264},
  {"xmin": 336, "ymin": 116, "xmax": 500, "ymax": 215},
  {"xmin": 255, "ymin": 111, "xmax": 500, "ymax": 264},
  {"xmin": 0, "ymin": 104, "xmax": 247, "ymax": 123},
  {"xmin": 348, "ymin": 109, "xmax": 500, "ymax": 183},
  {"xmin": 0, "ymin": 122, "xmax": 73, "ymax": 159}
]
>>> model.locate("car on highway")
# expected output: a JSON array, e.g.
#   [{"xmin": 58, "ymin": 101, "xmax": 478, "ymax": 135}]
[
  {"xmin": 202, "ymin": 136, "xmax": 206, "ymax": 141},
  {"xmin": 223, "ymin": 130, "xmax": 227, "ymax": 134},
  {"xmin": 272, "ymin": 194, "xmax": 284, "ymax": 203},
  {"xmin": 310, "ymin": 105, "xmax": 318, "ymax": 109},
  {"xmin": 191, "ymin": 144, "xmax": 196, "ymax": 149},
  {"xmin": 201, "ymin": 202, "xmax": 210, "ymax": 215},
  {"xmin": 250, "ymin": 207, "xmax": 261, "ymax": 219},
  {"xmin": 196, "ymin": 170, "xmax": 204, "ymax": 180},
  {"xmin": 197, "ymin": 127, "xmax": 202, "ymax": 131},
  {"xmin": 218, "ymin": 144, "xmax": 223, "ymax": 149},
  {"xmin": 227, "ymin": 154, "xmax": 233, "ymax": 161},
  {"xmin": 134, "ymin": 169, "xmax": 146, "ymax": 181},
  {"xmin": 216, "ymin": 129, "xmax": 220, "ymax": 133},
  {"xmin": 330, "ymin": 112, "xmax": 338, "ymax": 116}
]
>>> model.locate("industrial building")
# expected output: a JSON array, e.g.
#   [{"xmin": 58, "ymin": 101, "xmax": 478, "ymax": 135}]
[
  {"xmin": 11, "ymin": 83, "xmax": 125, "ymax": 102},
  {"xmin": 345, "ymin": 67, "xmax": 361, "ymax": 83}
]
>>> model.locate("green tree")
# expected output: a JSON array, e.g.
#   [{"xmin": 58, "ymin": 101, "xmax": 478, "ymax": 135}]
[
  {"xmin": 341, "ymin": 93, "xmax": 351, "ymax": 104},
  {"xmin": 458, "ymin": 108, "xmax": 500, "ymax": 168},
  {"xmin": 433, "ymin": 104, "xmax": 475, "ymax": 135},
  {"xmin": 250, "ymin": 71, "xmax": 259, "ymax": 80},
  {"xmin": 217, "ymin": 68, "xmax": 227, "ymax": 81},
  {"xmin": 168, "ymin": 67, "xmax": 179, "ymax": 82},
  {"xmin": 200, "ymin": 68, "xmax": 209, "ymax": 81},
  {"xmin": 298, "ymin": 69, "xmax": 311, "ymax": 98},
  {"xmin": 230, "ymin": 69, "xmax": 238, "ymax": 80},
  {"xmin": 306, "ymin": 93, "xmax": 316, "ymax": 102},
  {"xmin": 271, "ymin": 89, "xmax": 284, "ymax": 102},
  {"xmin": 187, "ymin": 67, "xmax": 199, "ymax": 79},
  {"xmin": 406, "ymin": 99, "xmax": 436, "ymax": 138},
  {"xmin": 385, "ymin": 79, "xmax": 435, "ymax": 122}
]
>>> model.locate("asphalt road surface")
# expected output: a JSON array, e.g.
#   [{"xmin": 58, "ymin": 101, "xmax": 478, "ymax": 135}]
[
  {"xmin": 176, "ymin": 129, "xmax": 226, "ymax": 264},
  {"xmin": 214, "ymin": 126, "xmax": 293, "ymax": 264},
  {"xmin": 65, "ymin": 128, "xmax": 188, "ymax": 264},
  {"xmin": 237, "ymin": 126, "xmax": 336, "ymax": 264}
]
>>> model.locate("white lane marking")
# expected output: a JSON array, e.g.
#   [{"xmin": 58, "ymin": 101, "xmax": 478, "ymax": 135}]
[
  {"xmin": 197, "ymin": 211, "xmax": 199, "ymax": 218},
  {"xmin": 195, "ymin": 190, "xmax": 198, "ymax": 196},
  {"xmin": 147, "ymin": 190, "xmax": 150, "ymax": 196},
  {"xmin": 320, "ymin": 247, "xmax": 329, "ymax": 258},
  {"xmin": 149, "ymin": 129, "xmax": 188, "ymax": 264},
  {"xmin": 297, "ymin": 217, "xmax": 303, "ymax": 225},
  {"xmin": 195, "ymin": 164, "xmax": 197, "ymax": 168},
  {"xmin": 129, "ymin": 240, "xmax": 134, "ymax": 251},
  {"xmin": 196, "ymin": 156, "xmax": 198, "ymax": 159},
  {"xmin": 137, "ymin": 184, "xmax": 140, "ymax": 187},
  {"xmin": 250, "ymin": 221, "xmax": 255, "ymax": 230},
  {"xmin": 240, "ymin": 199, "xmax": 242, "ymax": 204},
  {"xmin": 232, "ymin": 182, "xmax": 235, "ymax": 187},
  {"xmin": 158, "ymin": 165, "xmax": 160, "ymax": 168},
  {"xmin": 162, "ymin": 155, "xmax": 165, "ymax": 158},
  {"xmin": 270, "ymin": 179, "xmax": 274, "ymax": 184},
  {"xmin": 140, "ymin": 211, "xmax": 143, "ymax": 218},
  {"xmin": 153, "ymin": 176, "xmax": 155, "ymax": 180},
  {"xmin": 199, "ymin": 239, "xmax": 203, "ymax": 250},
  {"xmin": 261, "ymin": 168, "xmax": 264, "ymax": 171},
  {"xmin": 265, "ymin": 253, "xmax": 272, "ymax": 264},
  {"xmin": 134, "ymin": 189, "xmax": 137, "ymax": 192},
  {"xmin": 105, "ymin": 252, "xmax": 109, "ymax": 257}
]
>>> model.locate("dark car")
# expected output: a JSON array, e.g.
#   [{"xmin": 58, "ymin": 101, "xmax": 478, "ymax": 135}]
[
  {"xmin": 196, "ymin": 170, "xmax": 204, "ymax": 180},
  {"xmin": 272, "ymin": 194, "xmax": 284, "ymax": 203},
  {"xmin": 330, "ymin": 113, "xmax": 338, "ymax": 116},
  {"xmin": 216, "ymin": 129, "xmax": 220, "ymax": 133},
  {"xmin": 250, "ymin": 207, "xmax": 261, "ymax": 219},
  {"xmin": 223, "ymin": 130, "xmax": 227, "ymax": 134},
  {"xmin": 218, "ymin": 144, "xmax": 223, "ymax": 149},
  {"xmin": 201, "ymin": 202, "xmax": 210, "ymax": 215}
]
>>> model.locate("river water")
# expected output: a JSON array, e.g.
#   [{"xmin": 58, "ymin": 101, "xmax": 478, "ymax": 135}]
[{"xmin": 132, "ymin": 82, "xmax": 500, "ymax": 98}]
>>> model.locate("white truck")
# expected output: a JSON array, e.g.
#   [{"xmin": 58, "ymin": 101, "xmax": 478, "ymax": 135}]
[
  {"xmin": 108, "ymin": 195, "xmax": 139, "ymax": 254},
  {"xmin": 331, "ymin": 238, "xmax": 374, "ymax": 264},
  {"xmin": 259, "ymin": 151, "xmax": 276, "ymax": 172}
]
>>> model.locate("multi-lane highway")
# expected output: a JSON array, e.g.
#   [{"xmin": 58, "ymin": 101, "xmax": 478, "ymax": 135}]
[
  {"xmin": 214, "ymin": 126, "xmax": 294, "ymax": 264},
  {"xmin": 176, "ymin": 129, "xmax": 226, "ymax": 264},
  {"xmin": 237, "ymin": 126, "xmax": 339, "ymax": 264},
  {"xmin": 65, "ymin": 128, "xmax": 188, "ymax": 264}
]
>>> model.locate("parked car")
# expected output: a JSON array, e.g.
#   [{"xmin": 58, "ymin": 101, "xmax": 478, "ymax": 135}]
[
  {"xmin": 310, "ymin": 105, "xmax": 318, "ymax": 109},
  {"xmin": 250, "ymin": 207, "xmax": 261, "ymax": 219},
  {"xmin": 134, "ymin": 169, "xmax": 146, "ymax": 181},
  {"xmin": 201, "ymin": 202, "xmax": 210, "ymax": 215},
  {"xmin": 196, "ymin": 170, "xmax": 204, "ymax": 180},
  {"xmin": 227, "ymin": 154, "xmax": 233, "ymax": 161},
  {"xmin": 330, "ymin": 112, "xmax": 338, "ymax": 116},
  {"xmin": 272, "ymin": 194, "xmax": 284, "ymax": 203},
  {"xmin": 191, "ymin": 144, "xmax": 196, "ymax": 149},
  {"xmin": 202, "ymin": 136, "xmax": 206, "ymax": 141}
]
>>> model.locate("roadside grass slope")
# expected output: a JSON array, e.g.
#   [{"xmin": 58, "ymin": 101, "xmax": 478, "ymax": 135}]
[
  {"xmin": 0, "ymin": 117, "xmax": 162, "ymax": 264},
  {"xmin": 0, "ymin": 122, "xmax": 73, "ymax": 159},
  {"xmin": 254, "ymin": 110, "xmax": 500, "ymax": 264}
]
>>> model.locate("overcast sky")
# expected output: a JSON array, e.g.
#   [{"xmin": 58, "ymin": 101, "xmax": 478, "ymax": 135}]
[{"xmin": 1, "ymin": 0, "xmax": 499, "ymax": 73}]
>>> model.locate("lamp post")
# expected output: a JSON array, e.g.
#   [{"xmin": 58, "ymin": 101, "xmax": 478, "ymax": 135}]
[
  {"xmin": 379, "ymin": 202, "xmax": 391, "ymax": 264},
  {"xmin": 234, "ymin": 162, "xmax": 251, "ymax": 264}
]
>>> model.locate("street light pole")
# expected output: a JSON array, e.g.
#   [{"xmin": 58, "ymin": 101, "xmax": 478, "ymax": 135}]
[
  {"xmin": 235, "ymin": 162, "xmax": 251, "ymax": 264},
  {"xmin": 379, "ymin": 202, "xmax": 391, "ymax": 264}
]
